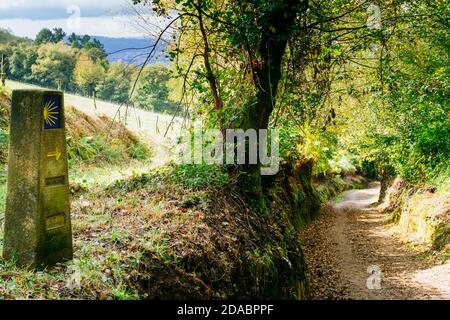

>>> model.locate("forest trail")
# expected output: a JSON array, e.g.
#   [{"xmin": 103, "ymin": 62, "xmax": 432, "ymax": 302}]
[
  {"xmin": 301, "ymin": 182, "xmax": 450, "ymax": 300},
  {"xmin": 6, "ymin": 80, "xmax": 182, "ymax": 168}
]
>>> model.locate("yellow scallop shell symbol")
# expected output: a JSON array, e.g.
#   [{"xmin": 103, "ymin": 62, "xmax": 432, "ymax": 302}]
[{"xmin": 43, "ymin": 101, "xmax": 59, "ymax": 126}]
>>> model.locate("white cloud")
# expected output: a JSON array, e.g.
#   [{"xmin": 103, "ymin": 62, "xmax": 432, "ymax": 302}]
[
  {"xmin": 0, "ymin": 0, "xmax": 128, "ymax": 10},
  {"xmin": 0, "ymin": 14, "xmax": 169, "ymax": 39},
  {"xmin": 0, "ymin": 0, "xmax": 173, "ymax": 39}
]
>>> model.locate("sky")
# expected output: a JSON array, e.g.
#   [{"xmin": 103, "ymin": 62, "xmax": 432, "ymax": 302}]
[{"xmin": 0, "ymin": 0, "xmax": 164, "ymax": 39}]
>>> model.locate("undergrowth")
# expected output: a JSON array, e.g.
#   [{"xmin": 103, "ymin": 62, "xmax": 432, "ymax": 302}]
[
  {"xmin": 0, "ymin": 92, "xmax": 152, "ymax": 167},
  {"xmin": 1, "ymin": 162, "xmax": 311, "ymax": 299}
]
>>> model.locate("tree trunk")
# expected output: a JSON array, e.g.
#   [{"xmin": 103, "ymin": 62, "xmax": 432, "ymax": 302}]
[
  {"xmin": 244, "ymin": 0, "xmax": 302, "ymax": 130},
  {"xmin": 239, "ymin": 1, "xmax": 302, "ymax": 200}
]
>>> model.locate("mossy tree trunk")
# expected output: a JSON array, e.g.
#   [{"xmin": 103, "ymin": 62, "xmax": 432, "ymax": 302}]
[{"xmin": 239, "ymin": 0, "xmax": 304, "ymax": 204}]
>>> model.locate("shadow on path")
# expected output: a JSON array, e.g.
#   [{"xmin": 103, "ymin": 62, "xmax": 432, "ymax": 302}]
[{"xmin": 300, "ymin": 182, "xmax": 450, "ymax": 300}]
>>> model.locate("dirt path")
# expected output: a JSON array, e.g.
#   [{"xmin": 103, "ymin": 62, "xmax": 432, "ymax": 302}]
[{"xmin": 300, "ymin": 182, "xmax": 450, "ymax": 300}]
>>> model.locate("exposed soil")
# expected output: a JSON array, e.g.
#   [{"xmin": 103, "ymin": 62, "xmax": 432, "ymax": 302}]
[{"xmin": 300, "ymin": 182, "xmax": 450, "ymax": 300}]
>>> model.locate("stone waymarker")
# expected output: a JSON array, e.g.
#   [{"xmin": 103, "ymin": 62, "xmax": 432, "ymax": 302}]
[
  {"xmin": 3, "ymin": 90, "xmax": 73, "ymax": 267},
  {"xmin": 1, "ymin": 54, "xmax": 6, "ymax": 86}
]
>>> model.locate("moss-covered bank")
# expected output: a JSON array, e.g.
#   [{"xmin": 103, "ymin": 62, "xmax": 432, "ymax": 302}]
[{"xmin": 380, "ymin": 177, "xmax": 449, "ymax": 257}]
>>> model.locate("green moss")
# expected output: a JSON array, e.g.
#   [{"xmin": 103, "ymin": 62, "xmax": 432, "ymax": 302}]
[{"xmin": 432, "ymin": 223, "xmax": 450, "ymax": 251}]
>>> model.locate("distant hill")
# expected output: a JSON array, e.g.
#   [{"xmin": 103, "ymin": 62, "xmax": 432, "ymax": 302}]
[
  {"xmin": 0, "ymin": 30, "xmax": 169, "ymax": 65},
  {"xmin": 92, "ymin": 36, "xmax": 169, "ymax": 65},
  {"xmin": 0, "ymin": 28, "xmax": 30, "ymax": 44}
]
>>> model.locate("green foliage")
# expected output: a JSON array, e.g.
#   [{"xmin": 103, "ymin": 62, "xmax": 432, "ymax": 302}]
[
  {"xmin": 30, "ymin": 42, "xmax": 77, "ymax": 90},
  {"xmin": 0, "ymin": 129, "xmax": 8, "ymax": 147},
  {"xmin": 350, "ymin": 1, "xmax": 450, "ymax": 183},
  {"xmin": 109, "ymin": 163, "xmax": 228, "ymax": 194},
  {"xmin": 35, "ymin": 28, "xmax": 55, "ymax": 44},
  {"xmin": 67, "ymin": 135, "xmax": 150, "ymax": 166},
  {"xmin": 35, "ymin": 28, "xmax": 66, "ymax": 44},
  {"xmin": 432, "ymin": 223, "xmax": 450, "ymax": 252},
  {"xmin": 3, "ymin": 0, "xmax": 449, "ymax": 190},
  {"xmin": 68, "ymin": 33, "xmax": 105, "ymax": 51},
  {"xmin": 1, "ymin": 30, "xmax": 173, "ymax": 110},
  {"xmin": 68, "ymin": 136, "xmax": 102, "ymax": 163},
  {"xmin": 297, "ymin": 125, "xmax": 340, "ymax": 176},
  {"xmin": 74, "ymin": 52, "xmax": 106, "ymax": 95},
  {"xmin": 143, "ymin": 0, "xmax": 447, "ymax": 191},
  {"xmin": 1, "ymin": 29, "xmax": 118, "ymax": 101},
  {"xmin": 8, "ymin": 44, "xmax": 37, "ymax": 81},
  {"xmin": 0, "ymin": 28, "xmax": 25, "ymax": 44},
  {"xmin": 97, "ymin": 62, "xmax": 131, "ymax": 104},
  {"xmin": 168, "ymin": 163, "xmax": 229, "ymax": 188},
  {"xmin": 132, "ymin": 64, "xmax": 177, "ymax": 113},
  {"xmin": 249, "ymin": 245, "xmax": 278, "ymax": 293},
  {"xmin": 128, "ymin": 141, "xmax": 150, "ymax": 160}
]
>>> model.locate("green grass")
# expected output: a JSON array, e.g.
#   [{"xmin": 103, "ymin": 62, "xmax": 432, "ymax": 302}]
[
  {"xmin": 0, "ymin": 170, "xmax": 6, "ymax": 253},
  {"xmin": 67, "ymin": 135, "xmax": 151, "ymax": 167},
  {"xmin": 0, "ymin": 140, "xmax": 155, "ymax": 299},
  {"xmin": 0, "ymin": 181, "xmax": 144, "ymax": 299},
  {"xmin": 69, "ymin": 159, "xmax": 154, "ymax": 189},
  {"xmin": 168, "ymin": 163, "xmax": 229, "ymax": 188}
]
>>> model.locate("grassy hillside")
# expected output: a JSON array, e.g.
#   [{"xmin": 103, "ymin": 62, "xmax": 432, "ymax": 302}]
[
  {"xmin": 0, "ymin": 29, "xmax": 28, "ymax": 44},
  {"xmin": 0, "ymin": 88, "xmax": 152, "ymax": 232},
  {"xmin": 0, "ymin": 89, "xmax": 151, "ymax": 168}
]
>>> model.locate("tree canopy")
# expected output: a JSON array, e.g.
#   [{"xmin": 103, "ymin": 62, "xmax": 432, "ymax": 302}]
[{"xmin": 130, "ymin": 0, "xmax": 448, "ymax": 188}]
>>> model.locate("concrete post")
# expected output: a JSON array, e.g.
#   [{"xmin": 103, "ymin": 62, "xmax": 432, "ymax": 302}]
[
  {"xmin": 3, "ymin": 90, "xmax": 73, "ymax": 268},
  {"xmin": 1, "ymin": 54, "xmax": 6, "ymax": 87}
]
